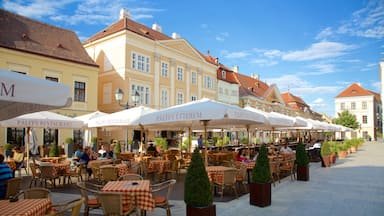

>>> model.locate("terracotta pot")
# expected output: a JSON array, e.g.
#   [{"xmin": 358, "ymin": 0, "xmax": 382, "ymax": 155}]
[
  {"xmin": 330, "ymin": 154, "xmax": 336, "ymax": 164},
  {"xmin": 186, "ymin": 204, "xmax": 216, "ymax": 216},
  {"xmin": 296, "ymin": 165, "xmax": 309, "ymax": 181},
  {"xmin": 322, "ymin": 155, "xmax": 331, "ymax": 167},
  {"xmin": 338, "ymin": 151, "xmax": 347, "ymax": 159},
  {"xmin": 351, "ymin": 146, "xmax": 357, "ymax": 153},
  {"xmin": 249, "ymin": 182, "xmax": 271, "ymax": 207}
]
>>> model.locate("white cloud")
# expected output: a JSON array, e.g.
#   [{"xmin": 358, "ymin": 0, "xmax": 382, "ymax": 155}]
[
  {"xmin": 216, "ymin": 32, "xmax": 229, "ymax": 42},
  {"xmin": 306, "ymin": 63, "xmax": 336, "ymax": 74},
  {"xmin": 282, "ymin": 41, "xmax": 356, "ymax": 61},
  {"xmin": 317, "ymin": 0, "xmax": 384, "ymax": 40},
  {"xmin": 2, "ymin": 0, "xmax": 70, "ymax": 18},
  {"xmin": 222, "ymin": 51, "xmax": 250, "ymax": 59},
  {"xmin": 250, "ymin": 58, "xmax": 278, "ymax": 67}
]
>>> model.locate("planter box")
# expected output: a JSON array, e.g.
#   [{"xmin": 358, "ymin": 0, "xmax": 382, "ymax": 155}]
[
  {"xmin": 186, "ymin": 204, "xmax": 216, "ymax": 216},
  {"xmin": 296, "ymin": 165, "xmax": 309, "ymax": 181},
  {"xmin": 249, "ymin": 182, "xmax": 271, "ymax": 207},
  {"xmin": 321, "ymin": 155, "xmax": 331, "ymax": 168}
]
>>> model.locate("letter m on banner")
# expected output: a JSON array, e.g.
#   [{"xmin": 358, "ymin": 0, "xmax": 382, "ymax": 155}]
[{"xmin": 1, "ymin": 82, "xmax": 15, "ymax": 97}]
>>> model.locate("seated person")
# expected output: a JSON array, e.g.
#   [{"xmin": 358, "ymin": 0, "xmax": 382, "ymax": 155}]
[
  {"xmin": 280, "ymin": 143, "xmax": 293, "ymax": 153},
  {"xmin": 73, "ymin": 146, "xmax": 83, "ymax": 162},
  {"xmin": 236, "ymin": 149, "xmax": 247, "ymax": 162},
  {"xmin": 12, "ymin": 147, "xmax": 24, "ymax": 169},
  {"xmin": 98, "ymin": 145, "xmax": 107, "ymax": 158},
  {"xmin": 0, "ymin": 154, "xmax": 14, "ymax": 198},
  {"xmin": 146, "ymin": 143, "xmax": 158, "ymax": 157}
]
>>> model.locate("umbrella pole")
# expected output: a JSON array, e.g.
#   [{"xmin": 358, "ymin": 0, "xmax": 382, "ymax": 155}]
[
  {"xmin": 26, "ymin": 127, "xmax": 30, "ymax": 175},
  {"xmin": 188, "ymin": 127, "xmax": 191, "ymax": 153},
  {"xmin": 139, "ymin": 125, "xmax": 144, "ymax": 160},
  {"xmin": 202, "ymin": 120, "xmax": 208, "ymax": 167}
]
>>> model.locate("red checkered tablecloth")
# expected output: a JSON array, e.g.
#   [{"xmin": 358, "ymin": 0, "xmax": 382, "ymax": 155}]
[
  {"xmin": 148, "ymin": 160, "xmax": 170, "ymax": 173},
  {"xmin": 87, "ymin": 159, "xmax": 113, "ymax": 169},
  {"xmin": 206, "ymin": 166, "xmax": 237, "ymax": 183},
  {"xmin": 102, "ymin": 180, "xmax": 155, "ymax": 211},
  {"xmin": 0, "ymin": 199, "xmax": 51, "ymax": 216},
  {"xmin": 100, "ymin": 164, "xmax": 129, "ymax": 177}
]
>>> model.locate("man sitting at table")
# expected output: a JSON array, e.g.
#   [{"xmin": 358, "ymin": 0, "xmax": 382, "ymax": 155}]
[
  {"xmin": 147, "ymin": 143, "xmax": 159, "ymax": 157},
  {"xmin": 12, "ymin": 147, "xmax": 24, "ymax": 170},
  {"xmin": 280, "ymin": 143, "xmax": 293, "ymax": 153},
  {"xmin": 0, "ymin": 153, "xmax": 14, "ymax": 199}
]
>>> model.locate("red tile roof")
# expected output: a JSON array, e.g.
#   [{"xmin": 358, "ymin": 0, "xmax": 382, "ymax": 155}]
[
  {"xmin": 336, "ymin": 83, "xmax": 381, "ymax": 101},
  {"xmin": 233, "ymin": 73, "xmax": 270, "ymax": 98},
  {"xmin": 84, "ymin": 17, "xmax": 172, "ymax": 43},
  {"xmin": 281, "ymin": 92, "xmax": 310, "ymax": 111},
  {"xmin": 0, "ymin": 9, "xmax": 98, "ymax": 67}
]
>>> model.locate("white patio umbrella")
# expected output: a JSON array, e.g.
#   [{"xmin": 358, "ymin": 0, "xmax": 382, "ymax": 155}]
[
  {"xmin": 74, "ymin": 111, "xmax": 108, "ymax": 148},
  {"xmin": 0, "ymin": 111, "xmax": 83, "ymax": 173},
  {"xmin": 0, "ymin": 69, "xmax": 72, "ymax": 121},
  {"xmin": 140, "ymin": 98, "xmax": 267, "ymax": 164},
  {"xmin": 88, "ymin": 106, "xmax": 157, "ymax": 152},
  {"xmin": 244, "ymin": 106, "xmax": 295, "ymax": 128}
]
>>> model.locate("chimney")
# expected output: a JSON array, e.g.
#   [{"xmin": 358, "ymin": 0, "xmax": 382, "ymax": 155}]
[
  {"xmin": 119, "ymin": 8, "xmax": 131, "ymax": 20},
  {"xmin": 171, "ymin": 32, "xmax": 181, "ymax": 39},
  {"xmin": 251, "ymin": 73, "xmax": 260, "ymax": 80},
  {"xmin": 233, "ymin": 65, "xmax": 239, "ymax": 73},
  {"xmin": 215, "ymin": 58, "xmax": 219, "ymax": 65},
  {"xmin": 152, "ymin": 23, "xmax": 162, "ymax": 32}
]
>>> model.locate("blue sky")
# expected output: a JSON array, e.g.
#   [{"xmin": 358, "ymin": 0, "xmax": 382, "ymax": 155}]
[{"xmin": 2, "ymin": 0, "xmax": 383, "ymax": 118}]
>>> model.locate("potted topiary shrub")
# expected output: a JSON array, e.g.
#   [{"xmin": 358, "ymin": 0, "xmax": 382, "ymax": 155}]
[
  {"xmin": 113, "ymin": 139, "xmax": 121, "ymax": 159},
  {"xmin": 295, "ymin": 142, "xmax": 309, "ymax": 181},
  {"xmin": 49, "ymin": 142, "xmax": 59, "ymax": 157},
  {"xmin": 250, "ymin": 144, "xmax": 272, "ymax": 207},
  {"xmin": 184, "ymin": 149, "xmax": 216, "ymax": 216},
  {"xmin": 320, "ymin": 141, "xmax": 332, "ymax": 168}
]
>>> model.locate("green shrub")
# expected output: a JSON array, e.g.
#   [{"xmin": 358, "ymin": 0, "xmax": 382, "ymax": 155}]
[
  {"xmin": 49, "ymin": 143, "xmax": 59, "ymax": 157},
  {"xmin": 113, "ymin": 140, "xmax": 121, "ymax": 153},
  {"xmin": 296, "ymin": 142, "xmax": 309, "ymax": 166},
  {"xmin": 321, "ymin": 141, "xmax": 332, "ymax": 156},
  {"xmin": 184, "ymin": 149, "xmax": 213, "ymax": 207},
  {"xmin": 155, "ymin": 137, "xmax": 167, "ymax": 150},
  {"xmin": 252, "ymin": 144, "xmax": 271, "ymax": 183}
]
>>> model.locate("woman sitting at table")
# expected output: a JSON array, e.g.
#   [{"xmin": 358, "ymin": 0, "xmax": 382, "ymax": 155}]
[
  {"xmin": 236, "ymin": 149, "xmax": 247, "ymax": 162},
  {"xmin": 80, "ymin": 147, "xmax": 95, "ymax": 177},
  {"xmin": 98, "ymin": 145, "xmax": 107, "ymax": 158},
  {"xmin": 12, "ymin": 147, "xmax": 24, "ymax": 169},
  {"xmin": 280, "ymin": 143, "xmax": 293, "ymax": 153}
]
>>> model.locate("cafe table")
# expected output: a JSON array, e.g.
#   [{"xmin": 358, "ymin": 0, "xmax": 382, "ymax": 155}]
[
  {"xmin": 100, "ymin": 164, "xmax": 129, "ymax": 177},
  {"xmin": 206, "ymin": 166, "xmax": 237, "ymax": 182},
  {"xmin": 0, "ymin": 198, "xmax": 52, "ymax": 216},
  {"xmin": 102, "ymin": 180, "xmax": 155, "ymax": 212},
  {"xmin": 87, "ymin": 158, "xmax": 113, "ymax": 169}
]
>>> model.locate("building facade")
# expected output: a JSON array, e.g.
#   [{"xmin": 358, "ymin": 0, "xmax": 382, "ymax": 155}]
[
  {"xmin": 83, "ymin": 9, "xmax": 217, "ymax": 145},
  {"xmin": 335, "ymin": 83, "xmax": 382, "ymax": 140},
  {"xmin": 0, "ymin": 9, "xmax": 99, "ymax": 152}
]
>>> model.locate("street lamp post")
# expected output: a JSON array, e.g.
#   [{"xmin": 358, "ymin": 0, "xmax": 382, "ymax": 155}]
[
  {"xmin": 115, "ymin": 88, "xmax": 140, "ymax": 109},
  {"xmin": 114, "ymin": 88, "xmax": 140, "ymax": 152}
]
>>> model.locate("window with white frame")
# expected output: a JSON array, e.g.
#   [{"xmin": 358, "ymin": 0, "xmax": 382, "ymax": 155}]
[
  {"xmin": 161, "ymin": 62, "xmax": 169, "ymax": 77},
  {"xmin": 204, "ymin": 75, "xmax": 214, "ymax": 89},
  {"xmin": 362, "ymin": 115, "xmax": 368, "ymax": 124},
  {"xmin": 362, "ymin": 101, "xmax": 367, "ymax": 109},
  {"xmin": 221, "ymin": 70, "xmax": 226, "ymax": 79},
  {"xmin": 351, "ymin": 102, "xmax": 356, "ymax": 110},
  {"xmin": 161, "ymin": 89, "xmax": 168, "ymax": 107},
  {"xmin": 191, "ymin": 71, "xmax": 197, "ymax": 84},
  {"xmin": 340, "ymin": 102, "xmax": 345, "ymax": 110},
  {"xmin": 177, "ymin": 66, "xmax": 184, "ymax": 81},
  {"xmin": 131, "ymin": 84, "xmax": 150, "ymax": 105},
  {"xmin": 177, "ymin": 92, "xmax": 184, "ymax": 105},
  {"xmin": 191, "ymin": 96, "xmax": 197, "ymax": 101},
  {"xmin": 131, "ymin": 52, "xmax": 150, "ymax": 73},
  {"xmin": 74, "ymin": 81, "xmax": 86, "ymax": 102}
]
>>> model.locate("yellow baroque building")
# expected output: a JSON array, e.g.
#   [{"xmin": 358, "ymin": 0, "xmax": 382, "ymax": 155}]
[{"xmin": 0, "ymin": 9, "xmax": 99, "ymax": 155}]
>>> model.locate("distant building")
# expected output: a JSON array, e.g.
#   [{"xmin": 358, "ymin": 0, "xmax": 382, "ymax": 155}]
[
  {"xmin": 0, "ymin": 9, "xmax": 99, "ymax": 149},
  {"xmin": 335, "ymin": 83, "xmax": 382, "ymax": 140}
]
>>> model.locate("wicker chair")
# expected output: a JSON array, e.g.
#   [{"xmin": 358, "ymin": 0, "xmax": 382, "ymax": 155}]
[
  {"xmin": 48, "ymin": 197, "xmax": 85, "ymax": 216},
  {"xmin": 269, "ymin": 161, "xmax": 281, "ymax": 186},
  {"xmin": 138, "ymin": 161, "xmax": 156, "ymax": 182},
  {"xmin": 151, "ymin": 179, "xmax": 176, "ymax": 216},
  {"xmin": 213, "ymin": 169, "xmax": 238, "ymax": 199},
  {"xmin": 98, "ymin": 192, "xmax": 139, "ymax": 216},
  {"xmin": 5, "ymin": 177, "xmax": 22, "ymax": 199},
  {"xmin": 18, "ymin": 187, "xmax": 51, "ymax": 199},
  {"xmin": 100, "ymin": 166, "xmax": 118, "ymax": 183},
  {"xmin": 39, "ymin": 164, "xmax": 60, "ymax": 188},
  {"xmin": 236, "ymin": 163, "xmax": 248, "ymax": 193},
  {"xmin": 64, "ymin": 162, "xmax": 85, "ymax": 184},
  {"xmin": 117, "ymin": 174, "xmax": 143, "ymax": 181},
  {"xmin": 160, "ymin": 160, "xmax": 179, "ymax": 181},
  {"xmin": 29, "ymin": 162, "xmax": 41, "ymax": 187},
  {"xmin": 280, "ymin": 157, "xmax": 296, "ymax": 181},
  {"xmin": 76, "ymin": 181, "xmax": 103, "ymax": 216}
]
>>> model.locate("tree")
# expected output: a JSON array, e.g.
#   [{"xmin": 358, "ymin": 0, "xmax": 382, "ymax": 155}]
[{"xmin": 333, "ymin": 110, "xmax": 359, "ymax": 129}]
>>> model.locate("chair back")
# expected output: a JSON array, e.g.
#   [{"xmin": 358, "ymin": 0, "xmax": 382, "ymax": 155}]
[
  {"xmin": 223, "ymin": 169, "xmax": 238, "ymax": 185},
  {"xmin": 29, "ymin": 162, "xmax": 39, "ymax": 177},
  {"xmin": 23, "ymin": 187, "xmax": 51, "ymax": 199},
  {"xmin": 118, "ymin": 173, "xmax": 143, "ymax": 181},
  {"xmin": 51, "ymin": 197, "xmax": 85, "ymax": 216},
  {"xmin": 100, "ymin": 166, "xmax": 118, "ymax": 182},
  {"xmin": 6, "ymin": 177, "xmax": 22, "ymax": 199},
  {"xmin": 76, "ymin": 181, "xmax": 102, "ymax": 204},
  {"xmin": 39, "ymin": 164, "xmax": 58, "ymax": 178},
  {"xmin": 98, "ymin": 192, "xmax": 124, "ymax": 215}
]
